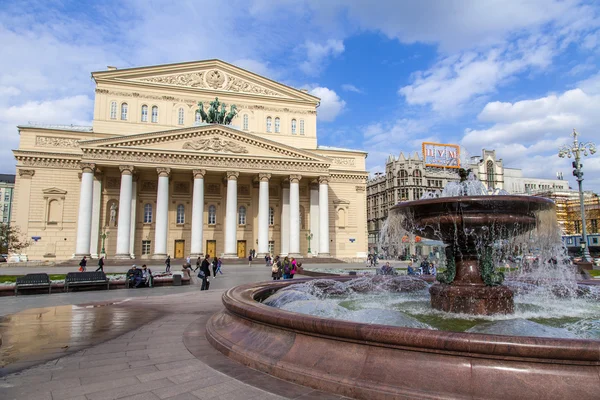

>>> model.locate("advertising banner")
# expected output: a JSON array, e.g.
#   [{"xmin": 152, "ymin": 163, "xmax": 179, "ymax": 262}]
[{"xmin": 422, "ymin": 142, "xmax": 460, "ymax": 168}]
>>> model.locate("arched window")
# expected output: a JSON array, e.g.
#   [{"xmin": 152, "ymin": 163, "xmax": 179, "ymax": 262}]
[
  {"xmin": 141, "ymin": 105, "xmax": 148, "ymax": 122},
  {"xmin": 413, "ymin": 170, "xmax": 422, "ymax": 177},
  {"xmin": 266, "ymin": 117, "xmax": 272, "ymax": 132},
  {"xmin": 299, "ymin": 205, "xmax": 306, "ymax": 230},
  {"xmin": 300, "ymin": 119, "xmax": 305, "ymax": 135},
  {"xmin": 238, "ymin": 206, "xmax": 246, "ymax": 225},
  {"xmin": 269, "ymin": 207, "xmax": 275, "ymax": 225},
  {"xmin": 195, "ymin": 110, "xmax": 201, "ymax": 122},
  {"xmin": 208, "ymin": 205, "xmax": 216, "ymax": 225},
  {"xmin": 151, "ymin": 106, "xmax": 158, "ymax": 123},
  {"xmin": 143, "ymin": 203, "xmax": 153, "ymax": 223},
  {"xmin": 110, "ymin": 101, "xmax": 117, "ymax": 119},
  {"xmin": 120, "ymin": 103, "xmax": 128, "ymax": 120},
  {"xmin": 47, "ymin": 199, "xmax": 60, "ymax": 223},
  {"xmin": 291, "ymin": 119, "xmax": 297, "ymax": 134},
  {"xmin": 178, "ymin": 107, "xmax": 184, "ymax": 125},
  {"xmin": 176, "ymin": 204, "xmax": 185, "ymax": 224},
  {"xmin": 487, "ymin": 161, "xmax": 495, "ymax": 189},
  {"xmin": 275, "ymin": 117, "xmax": 280, "ymax": 133},
  {"xmin": 338, "ymin": 208, "xmax": 346, "ymax": 227},
  {"xmin": 243, "ymin": 114, "xmax": 249, "ymax": 130}
]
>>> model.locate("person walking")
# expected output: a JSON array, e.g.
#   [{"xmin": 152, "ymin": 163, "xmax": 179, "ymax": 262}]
[
  {"xmin": 215, "ymin": 258, "xmax": 223, "ymax": 275},
  {"xmin": 186, "ymin": 255, "xmax": 191, "ymax": 267},
  {"xmin": 95, "ymin": 256, "xmax": 105, "ymax": 272},
  {"xmin": 199, "ymin": 255, "xmax": 211, "ymax": 290},
  {"xmin": 271, "ymin": 256, "xmax": 282, "ymax": 280},
  {"xmin": 212, "ymin": 256, "xmax": 219, "ymax": 278},
  {"xmin": 195, "ymin": 256, "xmax": 201, "ymax": 272},
  {"xmin": 78, "ymin": 256, "xmax": 87, "ymax": 272},
  {"xmin": 282, "ymin": 256, "xmax": 292, "ymax": 279},
  {"xmin": 165, "ymin": 255, "xmax": 171, "ymax": 273},
  {"xmin": 248, "ymin": 252, "xmax": 253, "ymax": 267},
  {"xmin": 290, "ymin": 257, "xmax": 298, "ymax": 279}
]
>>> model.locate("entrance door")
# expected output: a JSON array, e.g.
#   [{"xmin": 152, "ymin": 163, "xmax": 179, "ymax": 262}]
[
  {"xmin": 206, "ymin": 240, "xmax": 216, "ymax": 258},
  {"xmin": 174, "ymin": 240, "xmax": 185, "ymax": 259},
  {"xmin": 237, "ymin": 240, "xmax": 246, "ymax": 258}
]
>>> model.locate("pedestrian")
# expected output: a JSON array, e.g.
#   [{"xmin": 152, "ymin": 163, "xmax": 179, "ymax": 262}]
[
  {"xmin": 248, "ymin": 252, "xmax": 253, "ymax": 266},
  {"xmin": 215, "ymin": 258, "xmax": 223, "ymax": 275},
  {"xmin": 212, "ymin": 256, "xmax": 218, "ymax": 278},
  {"xmin": 290, "ymin": 257, "xmax": 297, "ymax": 279},
  {"xmin": 282, "ymin": 256, "xmax": 292, "ymax": 279},
  {"xmin": 271, "ymin": 256, "xmax": 282, "ymax": 280},
  {"xmin": 165, "ymin": 255, "xmax": 171, "ymax": 273},
  {"xmin": 199, "ymin": 255, "xmax": 211, "ymax": 290},
  {"xmin": 95, "ymin": 256, "xmax": 105, "ymax": 272},
  {"xmin": 78, "ymin": 256, "xmax": 87, "ymax": 272},
  {"xmin": 195, "ymin": 256, "xmax": 201, "ymax": 272},
  {"xmin": 186, "ymin": 255, "xmax": 191, "ymax": 266},
  {"xmin": 265, "ymin": 253, "xmax": 270, "ymax": 267},
  {"xmin": 142, "ymin": 264, "xmax": 153, "ymax": 287}
]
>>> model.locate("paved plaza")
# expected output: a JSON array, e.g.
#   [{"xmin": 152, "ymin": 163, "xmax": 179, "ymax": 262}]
[{"xmin": 0, "ymin": 263, "xmax": 353, "ymax": 400}]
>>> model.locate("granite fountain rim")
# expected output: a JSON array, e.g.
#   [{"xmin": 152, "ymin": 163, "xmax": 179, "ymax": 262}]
[
  {"xmin": 222, "ymin": 277, "xmax": 600, "ymax": 363},
  {"xmin": 390, "ymin": 194, "xmax": 556, "ymax": 210}
]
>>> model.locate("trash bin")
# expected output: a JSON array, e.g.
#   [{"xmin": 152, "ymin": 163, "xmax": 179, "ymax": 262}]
[{"xmin": 172, "ymin": 274, "xmax": 182, "ymax": 286}]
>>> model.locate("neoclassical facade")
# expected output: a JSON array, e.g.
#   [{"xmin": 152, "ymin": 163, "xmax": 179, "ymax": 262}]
[{"xmin": 12, "ymin": 60, "xmax": 368, "ymax": 260}]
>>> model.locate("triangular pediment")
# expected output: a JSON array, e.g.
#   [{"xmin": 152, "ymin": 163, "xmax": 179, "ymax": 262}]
[
  {"xmin": 92, "ymin": 60, "xmax": 319, "ymax": 103},
  {"xmin": 43, "ymin": 187, "xmax": 67, "ymax": 195},
  {"xmin": 80, "ymin": 124, "xmax": 330, "ymax": 163}
]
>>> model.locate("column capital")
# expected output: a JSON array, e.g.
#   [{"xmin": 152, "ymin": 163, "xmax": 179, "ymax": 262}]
[
  {"xmin": 119, "ymin": 165, "xmax": 135, "ymax": 175},
  {"xmin": 290, "ymin": 174, "xmax": 302, "ymax": 184},
  {"xmin": 226, "ymin": 171, "xmax": 239, "ymax": 180},
  {"xmin": 18, "ymin": 169, "xmax": 35, "ymax": 179},
  {"xmin": 281, "ymin": 180, "xmax": 290, "ymax": 189},
  {"xmin": 258, "ymin": 173, "xmax": 271, "ymax": 182},
  {"xmin": 310, "ymin": 180, "xmax": 319, "ymax": 190},
  {"xmin": 193, "ymin": 169, "xmax": 206, "ymax": 179},
  {"xmin": 318, "ymin": 176, "xmax": 330, "ymax": 184},
  {"xmin": 80, "ymin": 162, "xmax": 96, "ymax": 173},
  {"xmin": 157, "ymin": 167, "xmax": 171, "ymax": 177}
]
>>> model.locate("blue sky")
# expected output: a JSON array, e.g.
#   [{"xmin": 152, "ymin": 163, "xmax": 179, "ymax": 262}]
[{"xmin": 1, "ymin": 0, "xmax": 600, "ymax": 192}]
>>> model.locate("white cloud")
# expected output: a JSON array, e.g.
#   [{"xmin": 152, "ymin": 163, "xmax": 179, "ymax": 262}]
[
  {"xmin": 341, "ymin": 84, "xmax": 362, "ymax": 93},
  {"xmin": 462, "ymin": 87, "xmax": 600, "ymax": 191},
  {"xmin": 309, "ymin": 87, "xmax": 346, "ymax": 122},
  {"xmin": 300, "ymin": 39, "xmax": 345, "ymax": 76}
]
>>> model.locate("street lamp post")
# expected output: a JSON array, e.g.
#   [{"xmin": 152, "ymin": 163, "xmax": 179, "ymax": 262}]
[
  {"xmin": 558, "ymin": 129, "xmax": 596, "ymax": 262},
  {"xmin": 100, "ymin": 230, "xmax": 109, "ymax": 256},
  {"xmin": 306, "ymin": 231, "xmax": 314, "ymax": 254}
]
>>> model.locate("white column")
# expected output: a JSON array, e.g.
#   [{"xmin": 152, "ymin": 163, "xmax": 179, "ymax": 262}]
[
  {"xmin": 75, "ymin": 163, "xmax": 96, "ymax": 256},
  {"xmin": 289, "ymin": 174, "xmax": 301, "ymax": 257},
  {"xmin": 129, "ymin": 179, "xmax": 137, "ymax": 258},
  {"xmin": 190, "ymin": 169, "xmax": 206, "ymax": 257},
  {"xmin": 280, "ymin": 181, "xmax": 290, "ymax": 256},
  {"xmin": 115, "ymin": 165, "xmax": 134, "ymax": 258},
  {"xmin": 318, "ymin": 176, "xmax": 331, "ymax": 257},
  {"xmin": 224, "ymin": 171, "xmax": 239, "ymax": 257},
  {"xmin": 153, "ymin": 167, "xmax": 170, "ymax": 259},
  {"xmin": 89, "ymin": 172, "xmax": 102, "ymax": 258},
  {"xmin": 309, "ymin": 181, "xmax": 320, "ymax": 256},
  {"xmin": 257, "ymin": 173, "xmax": 271, "ymax": 256}
]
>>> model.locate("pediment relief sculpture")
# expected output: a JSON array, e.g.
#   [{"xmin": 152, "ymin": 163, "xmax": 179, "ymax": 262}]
[
  {"xmin": 138, "ymin": 69, "xmax": 285, "ymax": 97},
  {"xmin": 182, "ymin": 137, "xmax": 248, "ymax": 154}
]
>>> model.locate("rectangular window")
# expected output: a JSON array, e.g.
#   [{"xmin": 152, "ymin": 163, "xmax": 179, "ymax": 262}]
[
  {"xmin": 591, "ymin": 219, "xmax": 598, "ymax": 233},
  {"xmin": 575, "ymin": 220, "xmax": 581, "ymax": 234},
  {"xmin": 4, "ymin": 193, "xmax": 9, "ymax": 202},
  {"xmin": 110, "ymin": 101, "xmax": 117, "ymax": 119},
  {"xmin": 592, "ymin": 237, "xmax": 598, "ymax": 244},
  {"xmin": 300, "ymin": 119, "xmax": 305, "ymax": 135},
  {"xmin": 268, "ymin": 240, "xmax": 275, "ymax": 255},
  {"xmin": 151, "ymin": 106, "xmax": 158, "ymax": 123},
  {"xmin": 141, "ymin": 105, "xmax": 148, "ymax": 122},
  {"xmin": 142, "ymin": 240, "xmax": 151, "ymax": 255}
]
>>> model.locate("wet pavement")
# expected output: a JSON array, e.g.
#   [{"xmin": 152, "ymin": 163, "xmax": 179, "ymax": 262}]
[{"xmin": 0, "ymin": 264, "xmax": 346, "ymax": 399}]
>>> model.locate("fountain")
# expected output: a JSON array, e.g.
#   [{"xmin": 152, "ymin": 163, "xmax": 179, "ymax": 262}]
[
  {"xmin": 392, "ymin": 168, "xmax": 555, "ymax": 315},
  {"xmin": 206, "ymin": 168, "xmax": 600, "ymax": 400}
]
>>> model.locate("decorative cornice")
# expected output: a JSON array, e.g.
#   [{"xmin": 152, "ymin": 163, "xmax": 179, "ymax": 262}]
[
  {"xmin": 258, "ymin": 173, "xmax": 271, "ymax": 182},
  {"xmin": 330, "ymin": 173, "xmax": 367, "ymax": 183},
  {"xmin": 18, "ymin": 169, "xmax": 35, "ymax": 178},
  {"xmin": 80, "ymin": 162, "xmax": 96, "ymax": 173},
  {"xmin": 193, "ymin": 169, "xmax": 206, "ymax": 179},
  {"xmin": 289, "ymin": 174, "xmax": 302, "ymax": 184},
  {"xmin": 119, "ymin": 165, "xmax": 135, "ymax": 175},
  {"xmin": 95, "ymin": 89, "xmax": 317, "ymax": 114},
  {"xmin": 14, "ymin": 151, "xmax": 81, "ymax": 170},
  {"xmin": 157, "ymin": 167, "xmax": 171, "ymax": 177},
  {"xmin": 226, "ymin": 171, "xmax": 239, "ymax": 180},
  {"xmin": 82, "ymin": 148, "xmax": 330, "ymax": 174}
]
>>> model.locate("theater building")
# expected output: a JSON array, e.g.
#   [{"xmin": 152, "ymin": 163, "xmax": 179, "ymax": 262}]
[{"xmin": 12, "ymin": 60, "xmax": 368, "ymax": 261}]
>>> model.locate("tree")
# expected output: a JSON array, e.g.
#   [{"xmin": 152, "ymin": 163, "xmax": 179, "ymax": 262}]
[{"xmin": 0, "ymin": 223, "xmax": 30, "ymax": 254}]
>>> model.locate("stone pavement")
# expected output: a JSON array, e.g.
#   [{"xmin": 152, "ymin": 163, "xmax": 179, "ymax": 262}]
[{"xmin": 0, "ymin": 264, "xmax": 349, "ymax": 400}]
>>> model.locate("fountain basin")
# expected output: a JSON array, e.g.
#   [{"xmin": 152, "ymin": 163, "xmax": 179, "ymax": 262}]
[{"xmin": 206, "ymin": 277, "xmax": 600, "ymax": 400}]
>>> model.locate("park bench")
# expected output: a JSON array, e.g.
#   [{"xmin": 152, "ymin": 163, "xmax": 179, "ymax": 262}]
[
  {"xmin": 15, "ymin": 273, "xmax": 52, "ymax": 295},
  {"xmin": 64, "ymin": 271, "xmax": 109, "ymax": 292}
]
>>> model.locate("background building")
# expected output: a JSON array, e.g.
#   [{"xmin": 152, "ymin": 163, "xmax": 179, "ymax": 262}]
[
  {"xmin": 367, "ymin": 147, "xmax": 568, "ymax": 254},
  {"xmin": 0, "ymin": 174, "xmax": 15, "ymax": 225},
  {"xmin": 11, "ymin": 60, "xmax": 368, "ymax": 261}
]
